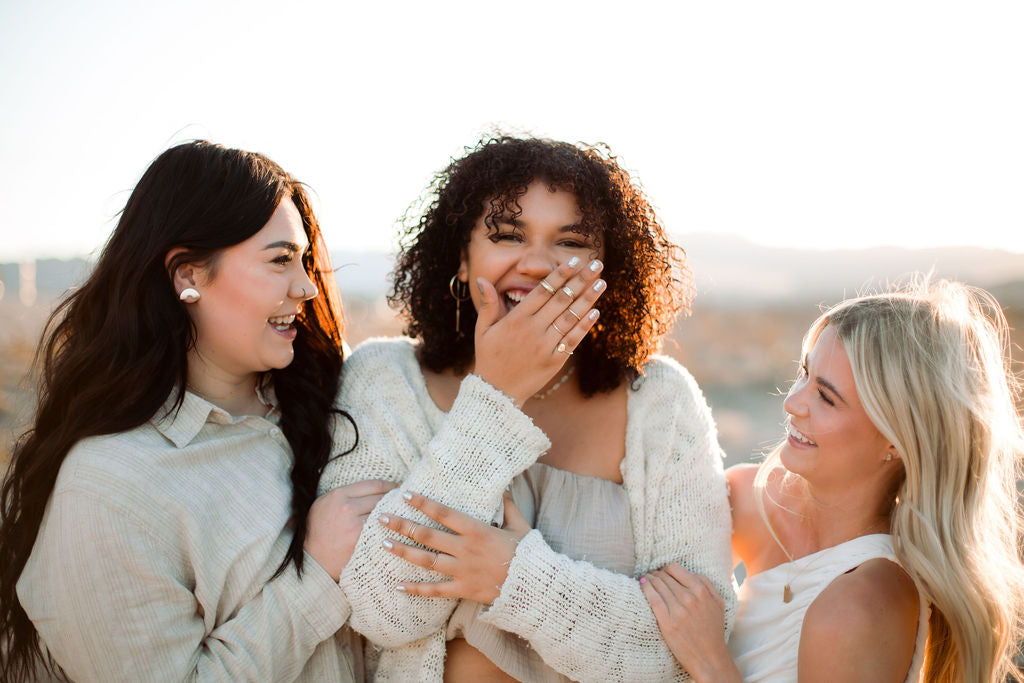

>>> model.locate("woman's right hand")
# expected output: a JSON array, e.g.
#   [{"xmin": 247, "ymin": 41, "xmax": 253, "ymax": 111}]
[
  {"xmin": 305, "ymin": 479, "xmax": 398, "ymax": 581},
  {"xmin": 641, "ymin": 564, "xmax": 741, "ymax": 683},
  {"xmin": 473, "ymin": 258, "xmax": 605, "ymax": 405}
]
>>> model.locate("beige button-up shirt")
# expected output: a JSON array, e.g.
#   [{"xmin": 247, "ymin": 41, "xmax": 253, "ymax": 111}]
[{"xmin": 17, "ymin": 390, "xmax": 359, "ymax": 682}]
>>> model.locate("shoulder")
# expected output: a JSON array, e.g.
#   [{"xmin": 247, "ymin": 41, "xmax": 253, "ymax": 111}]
[
  {"xmin": 636, "ymin": 354, "xmax": 701, "ymax": 395},
  {"xmin": 339, "ymin": 337, "xmax": 424, "ymax": 403},
  {"xmin": 725, "ymin": 463, "xmax": 759, "ymax": 510},
  {"xmin": 343, "ymin": 336, "xmax": 419, "ymax": 376},
  {"xmin": 799, "ymin": 557, "xmax": 918, "ymax": 678},
  {"xmin": 50, "ymin": 427, "xmax": 177, "ymax": 523}
]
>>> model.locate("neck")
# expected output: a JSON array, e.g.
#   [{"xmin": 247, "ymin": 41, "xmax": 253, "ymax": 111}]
[
  {"xmin": 186, "ymin": 354, "xmax": 265, "ymax": 416},
  {"xmin": 788, "ymin": 480, "xmax": 893, "ymax": 553}
]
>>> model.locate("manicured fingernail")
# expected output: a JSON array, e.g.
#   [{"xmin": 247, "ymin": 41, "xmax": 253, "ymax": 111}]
[
  {"xmin": 588, "ymin": 309, "xmax": 599, "ymax": 320},
  {"xmin": 639, "ymin": 576, "xmax": 647, "ymax": 584},
  {"xmin": 589, "ymin": 259, "xmax": 603, "ymax": 272},
  {"xmin": 476, "ymin": 278, "xmax": 484, "ymax": 294},
  {"xmin": 395, "ymin": 584, "xmax": 406, "ymax": 593},
  {"xmin": 593, "ymin": 280, "xmax": 605, "ymax": 292},
  {"xmin": 402, "ymin": 491, "xmax": 413, "ymax": 501},
  {"xmin": 379, "ymin": 515, "xmax": 390, "ymax": 525},
  {"xmin": 382, "ymin": 539, "xmax": 394, "ymax": 550},
  {"xmin": 567, "ymin": 256, "xmax": 580, "ymax": 268}
]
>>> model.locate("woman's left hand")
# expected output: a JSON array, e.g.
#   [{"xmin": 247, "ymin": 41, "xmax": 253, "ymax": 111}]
[
  {"xmin": 378, "ymin": 491, "xmax": 531, "ymax": 605},
  {"xmin": 641, "ymin": 564, "xmax": 740, "ymax": 683}
]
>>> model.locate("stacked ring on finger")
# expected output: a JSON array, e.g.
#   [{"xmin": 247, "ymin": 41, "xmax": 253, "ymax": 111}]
[
  {"xmin": 539, "ymin": 279, "xmax": 556, "ymax": 295},
  {"xmin": 428, "ymin": 552, "xmax": 438, "ymax": 570},
  {"xmin": 551, "ymin": 322, "xmax": 566, "ymax": 336}
]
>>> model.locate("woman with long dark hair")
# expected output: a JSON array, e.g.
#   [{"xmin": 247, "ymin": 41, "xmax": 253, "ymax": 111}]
[
  {"xmin": 319, "ymin": 135, "xmax": 735, "ymax": 681},
  {"xmin": 0, "ymin": 141, "xmax": 391, "ymax": 681}
]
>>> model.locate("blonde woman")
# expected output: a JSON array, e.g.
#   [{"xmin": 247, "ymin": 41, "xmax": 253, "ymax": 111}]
[{"xmin": 640, "ymin": 279, "xmax": 1024, "ymax": 682}]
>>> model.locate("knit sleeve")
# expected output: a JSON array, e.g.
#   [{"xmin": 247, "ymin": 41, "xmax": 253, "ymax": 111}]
[
  {"xmin": 318, "ymin": 340, "xmax": 550, "ymax": 648},
  {"xmin": 17, "ymin": 488, "xmax": 349, "ymax": 683},
  {"xmin": 478, "ymin": 359, "xmax": 735, "ymax": 681}
]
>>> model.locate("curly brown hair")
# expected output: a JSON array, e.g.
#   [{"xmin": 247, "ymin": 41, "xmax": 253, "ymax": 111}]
[{"xmin": 390, "ymin": 134, "xmax": 693, "ymax": 395}]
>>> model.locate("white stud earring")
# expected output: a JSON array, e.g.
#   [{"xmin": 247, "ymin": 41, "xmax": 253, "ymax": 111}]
[
  {"xmin": 179, "ymin": 288, "xmax": 200, "ymax": 303},
  {"xmin": 884, "ymin": 452, "xmax": 893, "ymax": 462}
]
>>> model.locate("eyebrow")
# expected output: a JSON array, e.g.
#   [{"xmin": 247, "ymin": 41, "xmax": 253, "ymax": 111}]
[
  {"xmin": 263, "ymin": 240, "xmax": 308, "ymax": 253},
  {"xmin": 492, "ymin": 215, "xmax": 586, "ymax": 234}
]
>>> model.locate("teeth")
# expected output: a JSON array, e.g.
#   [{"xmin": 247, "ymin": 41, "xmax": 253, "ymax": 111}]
[
  {"xmin": 268, "ymin": 314, "xmax": 296, "ymax": 328},
  {"xmin": 788, "ymin": 425, "xmax": 817, "ymax": 446},
  {"xmin": 506, "ymin": 291, "xmax": 525, "ymax": 303}
]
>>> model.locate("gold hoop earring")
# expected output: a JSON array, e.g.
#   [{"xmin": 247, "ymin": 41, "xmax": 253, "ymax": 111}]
[{"xmin": 449, "ymin": 275, "xmax": 471, "ymax": 333}]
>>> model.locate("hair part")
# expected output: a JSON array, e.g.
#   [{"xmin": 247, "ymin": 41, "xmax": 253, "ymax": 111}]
[
  {"xmin": 390, "ymin": 134, "xmax": 693, "ymax": 395},
  {"xmin": 0, "ymin": 141, "xmax": 350, "ymax": 679}
]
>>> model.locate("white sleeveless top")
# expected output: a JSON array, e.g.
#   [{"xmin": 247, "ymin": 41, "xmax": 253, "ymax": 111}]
[{"xmin": 727, "ymin": 534, "xmax": 928, "ymax": 682}]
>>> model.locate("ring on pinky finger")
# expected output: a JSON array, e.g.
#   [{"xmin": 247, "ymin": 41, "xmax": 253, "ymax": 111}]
[{"xmin": 556, "ymin": 342, "xmax": 573, "ymax": 356}]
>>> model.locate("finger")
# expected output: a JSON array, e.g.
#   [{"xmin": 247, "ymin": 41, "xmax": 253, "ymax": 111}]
[
  {"xmin": 662, "ymin": 563, "xmax": 716, "ymax": 600},
  {"xmin": 502, "ymin": 492, "xmax": 530, "ymax": 533},
  {"xmin": 378, "ymin": 514, "xmax": 457, "ymax": 554},
  {"xmin": 650, "ymin": 568, "xmax": 693, "ymax": 607},
  {"xmin": 473, "ymin": 277, "xmax": 501, "ymax": 331},
  {"xmin": 512, "ymin": 258, "xmax": 585, "ymax": 316},
  {"xmin": 537, "ymin": 259, "xmax": 604, "ymax": 325},
  {"xmin": 341, "ymin": 492, "xmax": 389, "ymax": 515},
  {"xmin": 551, "ymin": 306, "xmax": 600, "ymax": 357},
  {"xmin": 402, "ymin": 491, "xmax": 482, "ymax": 536},
  {"xmin": 396, "ymin": 580, "xmax": 462, "ymax": 598},
  {"xmin": 640, "ymin": 576, "xmax": 669, "ymax": 620},
  {"xmin": 644, "ymin": 573, "xmax": 681, "ymax": 619},
  {"xmin": 551, "ymin": 277, "xmax": 605, "ymax": 339},
  {"xmin": 381, "ymin": 537, "xmax": 449, "ymax": 574}
]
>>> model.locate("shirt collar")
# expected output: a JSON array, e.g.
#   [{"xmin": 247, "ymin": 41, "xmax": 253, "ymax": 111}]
[{"xmin": 152, "ymin": 381, "xmax": 279, "ymax": 449}]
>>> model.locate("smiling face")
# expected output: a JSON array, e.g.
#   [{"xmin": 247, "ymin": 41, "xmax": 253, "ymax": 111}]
[
  {"xmin": 457, "ymin": 181, "xmax": 603, "ymax": 317},
  {"xmin": 781, "ymin": 325, "xmax": 893, "ymax": 489},
  {"xmin": 185, "ymin": 198, "xmax": 318, "ymax": 385}
]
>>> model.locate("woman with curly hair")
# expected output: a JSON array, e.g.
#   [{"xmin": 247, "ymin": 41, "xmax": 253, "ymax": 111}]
[
  {"xmin": 319, "ymin": 134, "xmax": 735, "ymax": 681},
  {"xmin": 0, "ymin": 141, "xmax": 394, "ymax": 681},
  {"xmin": 640, "ymin": 280, "xmax": 1024, "ymax": 682}
]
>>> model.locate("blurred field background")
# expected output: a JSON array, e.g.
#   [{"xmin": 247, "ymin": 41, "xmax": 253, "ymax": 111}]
[{"xmin": 3, "ymin": 237, "xmax": 1023, "ymax": 470}]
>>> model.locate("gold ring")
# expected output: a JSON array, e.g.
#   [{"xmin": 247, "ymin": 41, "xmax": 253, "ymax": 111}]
[
  {"xmin": 561, "ymin": 286, "xmax": 575, "ymax": 299},
  {"xmin": 429, "ymin": 552, "xmax": 439, "ymax": 570},
  {"xmin": 567, "ymin": 308, "xmax": 582, "ymax": 321},
  {"xmin": 539, "ymin": 279, "xmax": 556, "ymax": 295},
  {"xmin": 552, "ymin": 322, "xmax": 566, "ymax": 336},
  {"xmin": 557, "ymin": 343, "xmax": 573, "ymax": 356}
]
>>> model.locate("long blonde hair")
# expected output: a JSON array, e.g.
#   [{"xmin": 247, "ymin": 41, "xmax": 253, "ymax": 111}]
[{"xmin": 760, "ymin": 278, "xmax": 1024, "ymax": 681}]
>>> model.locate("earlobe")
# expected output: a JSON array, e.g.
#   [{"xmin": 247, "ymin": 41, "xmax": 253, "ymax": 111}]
[{"xmin": 457, "ymin": 250, "xmax": 469, "ymax": 283}]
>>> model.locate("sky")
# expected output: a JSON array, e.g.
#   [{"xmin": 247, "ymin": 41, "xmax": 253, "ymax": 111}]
[{"xmin": 1, "ymin": 0, "xmax": 1022, "ymax": 262}]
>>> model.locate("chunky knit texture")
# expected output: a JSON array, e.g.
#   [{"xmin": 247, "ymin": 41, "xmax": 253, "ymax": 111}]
[{"xmin": 320, "ymin": 338, "xmax": 735, "ymax": 681}]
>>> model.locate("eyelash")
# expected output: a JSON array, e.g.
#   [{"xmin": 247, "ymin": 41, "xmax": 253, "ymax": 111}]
[
  {"xmin": 800, "ymin": 362, "xmax": 835, "ymax": 406},
  {"xmin": 489, "ymin": 231, "xmax": 588, "ymax": 249}
]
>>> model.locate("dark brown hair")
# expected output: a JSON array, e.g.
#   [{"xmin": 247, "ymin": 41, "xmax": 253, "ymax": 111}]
[
  {"xmin": 391, "ymin": 134, "xmax": 692, "ymax": 395},
  {"xmin": 0, "ymin": 141, "xmax": 349, "ymax": 680}
]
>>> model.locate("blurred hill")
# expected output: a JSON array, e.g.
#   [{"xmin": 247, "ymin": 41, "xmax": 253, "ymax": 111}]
[{"xmin": 2, "ymin": 234, "xmax": 1023, "ymax": 467}]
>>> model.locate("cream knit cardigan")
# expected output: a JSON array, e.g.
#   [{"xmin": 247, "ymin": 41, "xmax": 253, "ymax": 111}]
[{"xmin": 319, "ymin": 338, "xmax": 735, "ymax": 681}]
